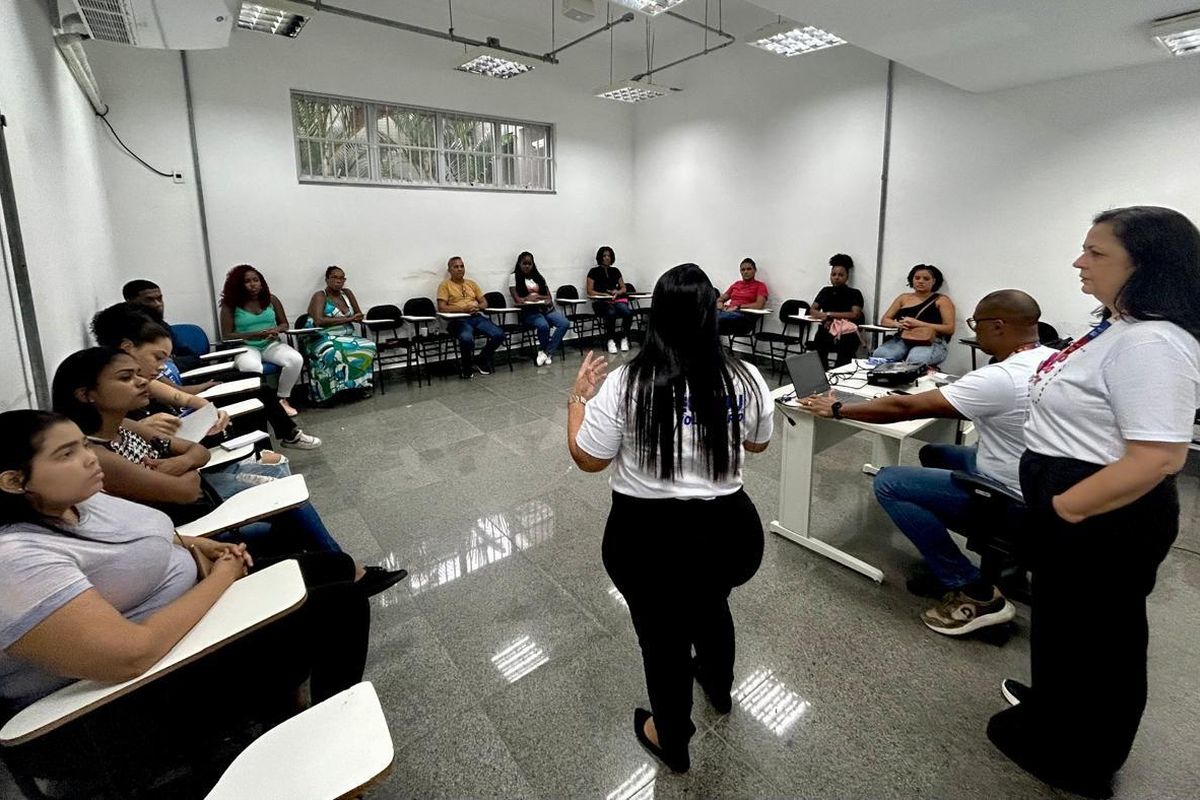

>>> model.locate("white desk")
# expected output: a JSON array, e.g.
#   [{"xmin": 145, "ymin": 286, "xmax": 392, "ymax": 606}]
[
  {"xmin": 435, "ymin": 312, "xmax": 471, "ymax": 319},
  {"xmin": 0, "ymin": 560, "xmax": 306, "ymax": 746},
  {"xmin": 199, "ymin": 377, "xmax": 261, "ymax": 400},
  {"xmin": 177, "ymin": 474, "xmax": 309, "ymax": 538},
  {"xmin": 217, "ymin": 398, "xmax": 264, "ymax": 419},
  {"xmin": 198, "ymin": 347, "xmax": 248, "ymax": 361},
  {"xmin": 769, "ymin": 369, "xmax": 957, "ymax": 582},
  {"xmin": 180, "ymin": 362, "xmax": 237, "ymax": 381},
  {"xmin": 626, "ymin": 292, "xmax": 652, "ymax": 300}
]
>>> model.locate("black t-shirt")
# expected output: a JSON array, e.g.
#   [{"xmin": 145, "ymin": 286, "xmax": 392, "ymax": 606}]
[
  {"xmin": 587, "ymin": 266, "xmax": 623, "ymax": 294},
  {"xmin": 812, "ymin": 285, "xmax": 864, "ymax": 318}
]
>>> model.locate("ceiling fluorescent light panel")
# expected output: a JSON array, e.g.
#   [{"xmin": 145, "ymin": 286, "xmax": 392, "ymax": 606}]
[
  {"xmin": 609, "ymin": 0, "xmax": 690, "ymax": 17},
  {"xmin": 746, "ymin": 21, "xmax": 845, "ymax": 57},
  {"xmin": 238, "ymin": 2, "xmax": 309, "ymax": 38},
  {"xmin": 1151, "ymin": 10, "xmax": 1200, "ymax": 57},
  {"xmin": 456, "ymin": 47, "xmax": 535, "ymax": 79},
  {"xmin": 594, "ymin": 79, "xmax": 669, "ymax": 103}
]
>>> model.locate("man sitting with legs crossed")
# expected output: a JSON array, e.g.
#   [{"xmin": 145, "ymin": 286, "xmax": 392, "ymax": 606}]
[{"xmin": 798, "ymin": 290, "xmax": 1056, "ymax": 636}]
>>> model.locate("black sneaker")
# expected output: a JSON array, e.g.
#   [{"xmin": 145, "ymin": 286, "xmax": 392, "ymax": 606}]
[
  {"xmin": 1001, "ymin": 678, "xmax": 1030, "ymax": 707},
  {"xmin": 473, "ymin": 360, "xmax": 493, "ymax": 376},
  {"xmin": 905, "ymin": 571, "xmax": 952, "ymax": 599}
]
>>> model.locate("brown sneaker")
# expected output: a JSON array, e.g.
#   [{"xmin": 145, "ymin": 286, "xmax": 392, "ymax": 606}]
[{"xmin": 921, "ymin": 587, "xmax": 1015, "ymax": 636}]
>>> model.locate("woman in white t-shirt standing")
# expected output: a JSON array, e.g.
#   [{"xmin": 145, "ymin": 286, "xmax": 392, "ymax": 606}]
[
  {"xmin": 988, "ymin": 206, "xmax": 1200, "ymax": 799},
  {"xmin": 567, "ymin": 263, "xmax": 773, "ymax": 773}
]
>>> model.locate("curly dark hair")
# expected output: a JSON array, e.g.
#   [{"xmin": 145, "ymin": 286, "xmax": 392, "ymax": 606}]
[
  {"xmin": 906, "ymin": 264, "xmax": 945, "ymax": 292},
  {"xmin": 220, "ymin": 264, "xmax": 271, "ymax": 309},
  {"xmin": 829, "ymin": 253, "xmax": 854, "ymax": 270}
]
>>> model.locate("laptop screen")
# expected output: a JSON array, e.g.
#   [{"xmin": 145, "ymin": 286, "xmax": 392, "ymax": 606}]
[{"xmin": 785, "ymin": 353, "xmax": 831, "ymax": 397}]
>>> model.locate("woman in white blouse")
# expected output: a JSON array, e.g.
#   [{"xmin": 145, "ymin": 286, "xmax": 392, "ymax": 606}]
[
  {"xmin": 566, "ymin": 263, "xmax": 773, "ymax": 773},
  {"xmin": 987, "ymin": 206, "xmax": 1200, "ymax": 799}
]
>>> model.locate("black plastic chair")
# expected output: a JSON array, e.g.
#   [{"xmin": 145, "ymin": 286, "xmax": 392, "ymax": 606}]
[
  {"xmin": 950, "ymin": 471, "xmax": 1031, "ymax": 604},
  {"xmin": 362, "ymin": 303, "xmax": 420, "ymax": 390},
  {"xmin": 624, "ymin": 282, "xmax": 652, "ymax": 340},
  {"xmin": 555, "ymin": 284, "xmax": 597, "ymax": 354},
  {"xmin": 755, "ymin": 299, "xmax": 811, "ymax": 384},
  {"xmin": 1038, "ymin": 321, "xmax": 1071, "ymax": 350},
  {"xmin": 484, "ymin": 291, "xmax": 526, "ymax": 372},
  {"xmin": 403, "ymin": 297, "xmax": 453, "ymax": 380}
]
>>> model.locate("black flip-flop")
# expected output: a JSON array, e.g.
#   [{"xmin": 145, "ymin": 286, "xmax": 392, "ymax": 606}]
[{"xmin": 633, "ymin": 708, "xmax": 689, "ymax": 773}]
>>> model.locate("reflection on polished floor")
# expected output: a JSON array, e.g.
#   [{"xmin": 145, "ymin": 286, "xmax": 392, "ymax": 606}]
[{"xmin": 9, "ymin": 352, "xmax": 1198, "ymax": 798}]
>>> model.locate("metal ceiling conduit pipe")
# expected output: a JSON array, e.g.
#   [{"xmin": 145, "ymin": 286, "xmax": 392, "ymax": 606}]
[
  {"xmin": 285, "ymin": 0, "xmax": 635, "ymax": 64},
  {"xmin": 630, "ymin": 9, "xmax": 736, "ymax": 82}
]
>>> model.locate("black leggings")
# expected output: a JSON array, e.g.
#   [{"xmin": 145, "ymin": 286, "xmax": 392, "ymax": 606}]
[
  {"xmin": 2, "ymin": 551, "xmax": 369, "ymax": 793},
  {"xmin": 991, "ymin": 450, "xmax": 1178, "ymax": 781},
  {"xmin": 602, "ymin": 489, "xmax": 763, "ymax": 757}
]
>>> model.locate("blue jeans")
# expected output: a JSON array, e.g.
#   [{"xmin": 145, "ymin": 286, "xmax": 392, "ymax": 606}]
[
  {"xmin": 521, "ymin": 308, "xmax": 569, "ymax": 355},
  {"xmin": 215, "ymin": 501, "xmax": 343, "ymax": 558},
  {"xmin": 593, "ymin": 299, "xmax": 633, "ymax": 339},
  {"xmin": 872, "ymin": 443, "xmax": 982, "ymax": 589},
  {"xmin": 872, "ymin": 336, "xmax": 948, "ymax": 367},
  {"xmin": 448, "ymin": 314, "xmax": 504, "ymax": 365},
  {"xmin": 717, "ymin": 310, "xmax": 754, "ymax": 336}
]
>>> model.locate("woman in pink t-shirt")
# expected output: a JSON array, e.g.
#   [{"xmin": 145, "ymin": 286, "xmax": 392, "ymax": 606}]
[{"xmin": 716, "ymin": 258, "xmax": 769, "ymax": 336}]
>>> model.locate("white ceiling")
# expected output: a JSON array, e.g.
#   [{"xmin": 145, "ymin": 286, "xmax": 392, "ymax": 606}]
[
  {"xmin": 748, "ymin": 0, "xmax": 1191, "ymax": 92},
  {"xmin": 307, "ymin": 1, "xmax": 1193, "ymax": 92}
]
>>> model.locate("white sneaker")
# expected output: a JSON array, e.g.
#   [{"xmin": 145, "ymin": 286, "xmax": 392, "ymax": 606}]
[
  {"xmin": 536, "ymin": 351, "xmax": 549, "ymax": 366},
  {"xmin": 620, "ymin": 338, "xmax": 630, "ymax": 352},
  {"xmin": 546, "ymin": 355, "xmax": 553, "ymax": 365},
  {"xmin": 281, "ymin": 430, "xmax": 321, "ymax": 450},
  {"xmin": 607, "ymin": 340, "xmax": 618, "ymax": 354}
]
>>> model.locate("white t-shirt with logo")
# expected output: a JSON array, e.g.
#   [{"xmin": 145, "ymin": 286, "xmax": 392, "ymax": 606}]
[
  {"xmin": 938, "ymin": 345, "xmax": 1057, "ymax": 495},
  {"xmin": 576, "ymin": 362, "xmax": 774, "ymax": 499},
  {"xmin": 1024, "ymin": 318, "xmax": 1200, "ymax": 465}
]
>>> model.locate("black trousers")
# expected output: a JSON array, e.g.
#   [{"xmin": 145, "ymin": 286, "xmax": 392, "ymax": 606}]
[
  {"xmin": 811, "ymin": 327, "xmax": 860, "ymax": 368},
  {"xmin": 602, "ymin": 489, "xmax": 763, "ymax": 757},
  {"xmin": 991, "ymin": 450, "xmax": 1179, "ymax": 782},
  {"xmin": 2, "ymin": 552, "xmax": 370, "ymax": 795}
]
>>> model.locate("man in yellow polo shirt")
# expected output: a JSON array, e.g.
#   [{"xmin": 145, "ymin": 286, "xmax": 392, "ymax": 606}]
[{"xmin": 436, "ymin": 256, "xmax": 504, "ymax": 378}]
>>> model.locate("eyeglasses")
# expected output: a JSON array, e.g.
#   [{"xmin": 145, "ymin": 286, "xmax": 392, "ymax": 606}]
[{"xmin": 965, "ymin": 317, "xmax": 1003, "ymax": 331}]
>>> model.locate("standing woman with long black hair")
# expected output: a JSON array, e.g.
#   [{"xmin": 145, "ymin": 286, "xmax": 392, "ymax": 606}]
[
  {"xmin": 988, "ymin": 206, "xmax": 1200, "ymax": 798},
  {"xmin": 567, "ymin": 263, "xmax": 773, "ymax": 773}
]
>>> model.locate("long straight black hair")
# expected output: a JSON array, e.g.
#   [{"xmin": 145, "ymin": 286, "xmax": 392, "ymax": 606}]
[
  {"xmin": 1093, "ymin": 206, "xmax": 1200, "ymax": 340},
  {"xmin": 512, "ymin": 251, "xmax": 549, "ymax": 298},
  {"xmin": 623, "ymin": 263, "xmax": 763, "ymax": 481},
  {"xmin": 52, "ymin": 347, "xmax": 129, "ymax": 435}
]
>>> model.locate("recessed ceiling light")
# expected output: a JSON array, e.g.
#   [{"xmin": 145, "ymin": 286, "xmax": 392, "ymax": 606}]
[
  {"xmin": 594, "ymin": 79, "xmax": 670, "ymax": 103},
  {"xmin": 1151, "ymin": 10, "xmax": 1200, "ymax": 57},
  {"xmin": 237, "ymin": 2, "xmax": 309, "ymax": 38},
  {"xmin": 746, "ymin": 21, "xmax": 845, "ymax": 57},
  {"xmin": 609, "ymin": 0, "xmax": 690, "ymax": 17},
  {"xmin": 456, "ymin": 46, "xmax": 536, "ymax": 79}
]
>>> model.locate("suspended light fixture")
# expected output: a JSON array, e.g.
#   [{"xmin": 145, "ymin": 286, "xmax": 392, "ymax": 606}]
[
  {"xmin": 609, "ymin": 0, "xmax": 690, "ymax": 16},
  {"xmin": 745, "ymin": 20, "xmax": 845, "ymax": 57},
  {"xmin": 1151, "ymin": 10, "xmax": 1200, "ymax": 57},
  {"xmin": 594, "ymin": 79, "xmax": 669, "ymax": 102},
  {"xmin": 237, "ymin": 2, "xmax": 310, "ymax": 38},
  {"xmin": 456, "ymin": 44, "xmax": 536, "ymax": 78}
]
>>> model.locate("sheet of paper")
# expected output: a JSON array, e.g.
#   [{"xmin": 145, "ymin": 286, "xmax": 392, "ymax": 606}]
[{"xmin": 175, "ymin": 403, "xmax": 218, "ymax": 443}]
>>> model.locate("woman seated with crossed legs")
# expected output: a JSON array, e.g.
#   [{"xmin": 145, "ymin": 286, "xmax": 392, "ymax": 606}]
[{"xmin": 510, "ymin": 251, "xmax": 569, "ymax": 366}]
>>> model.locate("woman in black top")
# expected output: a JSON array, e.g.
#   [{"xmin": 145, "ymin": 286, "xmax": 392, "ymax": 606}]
[
  {"xmin": 587, "ymin": 245, "xmax": 633, "ymax": 354},
  {"xmin": 873, "ymin": 264, "xmax": 956, "ymax": 366},
  {"xmin": 810, "ymin": 253, "xmax": 865, "ymax": 367}
]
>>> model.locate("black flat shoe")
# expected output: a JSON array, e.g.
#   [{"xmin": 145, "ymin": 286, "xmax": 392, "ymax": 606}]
[
  {"xmin": 692, "ymin": 658, "xmax": 732, "ymax": 714},
  {"xmin": 987, "ymin": 707, "xmax": 1114, "ymax": 799},
  {"xmin": 633, "ymin": 708, "xmax": 689, "ymax": 773},
  {"xmin": 357, "ymin": 566, "xmax": 408, "ymax": 598}
]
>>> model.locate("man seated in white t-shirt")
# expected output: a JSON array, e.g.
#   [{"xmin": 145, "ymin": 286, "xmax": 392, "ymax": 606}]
[{"xmin": 798, "ymin": 290, "xmax": 1056, "ymax": 637}]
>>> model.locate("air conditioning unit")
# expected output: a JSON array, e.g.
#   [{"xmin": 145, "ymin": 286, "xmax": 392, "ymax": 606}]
[{"xmin": 56, "ymin": 0, "xmax": 240, "ymax": 50}]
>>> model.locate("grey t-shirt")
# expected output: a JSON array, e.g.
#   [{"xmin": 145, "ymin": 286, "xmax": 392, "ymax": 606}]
[{"xmin": 0, "ymin": 493, "xmax": 196, "ymax": 710}]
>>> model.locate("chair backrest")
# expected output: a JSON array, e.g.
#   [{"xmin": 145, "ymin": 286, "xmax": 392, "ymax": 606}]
[
  {"xmin": 484, "ymin": 291, "xmax": 507, "ymax": 309},
  {"xmin": 555, "ymin": 284, "xmax": 580, "ymax": 301},
  {"xmin": 171, "ymin": 323, "xmax": 212, "ymax": 355},
  {"xmin": 1038, "ymin": 321, "xmax": 1071, "ymax": 350},
  {"xmin": 403, "ymin": 297, "xmax": 437, "ymax": 317},
  {"xmin": 777, "ymin": 299, "xmax": 808, "ymax": 324},
  {"xmin": 295, "ymin": 313, "xmax": 311, "ymax": 330},
  {"xmin": 624, "ymin": 282, "xmax": 638, "ymax": 293}
]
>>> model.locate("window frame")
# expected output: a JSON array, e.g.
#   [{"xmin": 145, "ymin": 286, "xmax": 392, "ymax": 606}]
[{"xmin": 290, "ymin": 90, "xmax": 556, "ymax": 194}]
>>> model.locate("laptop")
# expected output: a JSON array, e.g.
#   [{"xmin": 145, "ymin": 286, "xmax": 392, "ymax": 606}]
[{"xmin": 785, "ymin": 352, "xmax": 863, "ymax": 405}]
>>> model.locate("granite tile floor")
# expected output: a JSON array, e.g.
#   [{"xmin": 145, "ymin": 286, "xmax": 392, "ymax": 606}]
[{"xmin": 5, "ymin": 349, "xmax": 1199, "ymax": 799}]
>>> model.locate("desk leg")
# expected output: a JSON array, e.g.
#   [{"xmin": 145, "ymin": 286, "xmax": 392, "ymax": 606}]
[{"xmin": 769, "ymin": 415, "xmax": 885, "ymax": 583}]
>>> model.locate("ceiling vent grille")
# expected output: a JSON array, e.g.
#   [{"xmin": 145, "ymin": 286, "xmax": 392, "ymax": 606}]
[{"xmin": 76, "ymin": 0, "xmax": 135, "ymax": 45}]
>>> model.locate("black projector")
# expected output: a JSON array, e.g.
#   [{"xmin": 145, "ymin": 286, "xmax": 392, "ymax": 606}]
[{"xmin": 867, "ymin": 362, "xmax": 924, "ymax": 387}]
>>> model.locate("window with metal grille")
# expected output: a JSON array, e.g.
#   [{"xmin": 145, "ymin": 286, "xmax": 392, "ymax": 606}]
[{"xmin": 292, "ymin": 92, "xmax": 555, "ymax": 192}]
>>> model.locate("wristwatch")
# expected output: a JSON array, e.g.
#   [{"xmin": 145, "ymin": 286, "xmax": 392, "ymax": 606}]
[{"xmin": 831, "ymin": 402, "xmax": 843, "ymax": 420}]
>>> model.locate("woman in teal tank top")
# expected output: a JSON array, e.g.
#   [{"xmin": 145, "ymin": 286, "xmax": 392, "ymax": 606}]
[
  {"xmin": 218, "ymin": 265, "xmax": 307, "ymax": 418},
  {"xmin": 304, "ymin": 266, "xmax": 377, "ymax": 403}
]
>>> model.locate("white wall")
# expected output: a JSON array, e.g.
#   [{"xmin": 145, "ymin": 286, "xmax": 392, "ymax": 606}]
[
  {"xmin": 885, "ymin": 58, "xmax": 1200, "ymax": 372},
  {"xmin": 630, "ymin": 43, "xmax": 890, "ymax": 334},
  {"xmin": 0, "ymin": 0, "xmax": 123, "ymax": 394},
  {"xmin": 86, "ymin": 8, "xmax": 638, "ymax": 330}
]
